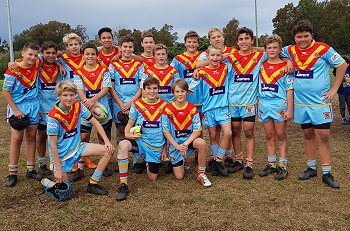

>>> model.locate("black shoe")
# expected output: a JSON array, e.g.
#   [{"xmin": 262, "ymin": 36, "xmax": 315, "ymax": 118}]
[
  {"xmin": 103, "ymin": 167, "xmax": 114, "ymax": 177},
  {"xmin": 133, "ymin": 163, "xmax": 144, "ymax": 174},
  {"xmin": 164, "ymin": 162, "xmax": 173, "ymax": 174},
  {"xmin": 259, "ymin": 164, "xmax": 276, "ymax": 177},
  {"xmin": 224, "ymin": 157, "xmax": 234, "ymax": 168},
  {"xmin": 87, "ymin": 183, "xmax": 108, "ymax": 195},
  {"xmin": 212, "ymin": 160, "xmax": 228, "ymax": 176},
  {"xmin": 243, "ymin": 166, "xmax": 254, "ymax": 180},
  {"xmin": 298, "ymin": 167, "xmax": 317, "ymax": 180},
  {"xmin": 26, "ymin": 170, "xmax": 44, "ymax": 181},
  {"xmin": 5, "ymin": 175, "xmax": 17, "ymax": 187},
  {"xmin": 194, "ymin": 152, "xmax": 198, "ymax": 164},
  {"xmin": 69, "ymin": 169, "xmax": 84, "ymax": 182},
  {"xmin": 275, "ymin": 166, "xmax": 288, "ymax": 181},
  {"xmin": 116, "ymin": 183, "xmax": 129, "ymax": 201},
  {"xmin": 229, "ymin": 161, "xmax": 244, "ymax": 173},
  {"xmin": 38, "ymin": 165, "xmax": 51, "ymax": 175},
  {"xmin": 322, "ymin": 173, "xmax": 340, "ymax": 189},
  {"xmin": 206, "ymin": 159, "xmax": 215, "ymax": 172}
]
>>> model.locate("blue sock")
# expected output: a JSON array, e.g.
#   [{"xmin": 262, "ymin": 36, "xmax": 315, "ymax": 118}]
[
  {"xmin": 307, "ymin": 159, "xmax": 317, "ymax": 170},
  {"xmin": 216, "ymin": 147, "xmax": 227, "ymax": 162},
  {"xmin": 90, "ymin": 169, "xmax": 103, "ymax": 184},
  {"xmin": 209, "ymin": 144, "xmax": 219, "ymax": 158},
  {"xmin": 267, "ymin": 155, "xmax": 277, "ymax": 167}
]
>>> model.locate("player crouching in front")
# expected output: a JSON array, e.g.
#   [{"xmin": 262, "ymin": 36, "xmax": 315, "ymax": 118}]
[
  {"xmin": 162, "ymin": 79, "xmax": 212, "ymax": 187},
  {"xmin": 41, "ymin": 80, "xmax": 115, "ymax": 199}
]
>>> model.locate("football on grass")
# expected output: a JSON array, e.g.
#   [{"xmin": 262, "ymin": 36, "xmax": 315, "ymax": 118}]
[{"xmin": 92, "ymin": 102, "xmax": 109, "ymax": 122}]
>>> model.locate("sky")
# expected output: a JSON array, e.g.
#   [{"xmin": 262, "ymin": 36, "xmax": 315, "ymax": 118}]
[{"xmin": 0, "ymin": 0, "xmax": 300, "ymax": 43}]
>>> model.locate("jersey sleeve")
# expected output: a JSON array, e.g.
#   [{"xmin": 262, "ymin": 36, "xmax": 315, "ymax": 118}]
[
  {"xmin": 198, "ymin": 51, "xmax": 207, "ymax": 61},
  {"xmin": 161, "ymin": 113, "xmax": 170, "ymax": 132},
  {"xmin": 2, "ymin": 72, "xmax": 16, "ymax": 91},
  {"xmin": 281, "ymin": 46, "xmax": 291, "ymax": 59},
  {"xmin": 285, "ymin": 73, "xmax": 294, "ymax": 91},
  {"xmin": 81, "ymin": 102, "xmax": 92, "ymax": 120},
  {"xmin": 128, "ymin": 103, "xmax": 138, "ymax": 120},
  {"xmin": 46, "ymin": 117, "xmax": 59, "ymax": 136},
  {"xmin": 322, "ymin": 47, "xmax": 345, "ymax": 68},
  {"xmin": 74, "ymin": 74, "xmax": 84, "ymax": 90},
  {"xmin": 102, "ymin": 71, "xmax": 112, "ymax": 88},
  {"xmin": 192, "ymin": 111, "xmax": 202, "ymax": 131}
]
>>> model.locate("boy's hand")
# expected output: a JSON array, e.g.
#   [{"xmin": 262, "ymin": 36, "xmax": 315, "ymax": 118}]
[
  {"xmin": 192, "ymin": 69, "xmax": 200, "ymax": 80},
  {"xmin": 104, "ymin": 141, "xmax": 115, "ymax": 155},
  {"xmin": 284, "ymin": 110, "xmax": 293, "ymax": 121},
  {"xmin": 161, "ymin": 150, "xmax": 168, "ymax": 160},
  {"xmin": 13, "ymin": 109, "xmax": 24, "ymax": 118},
  {"xmin": 54, "ymin": 168, "xmax": 63, "ymax": 183},
  {"xmin": 322, "ymin": 89, "xmax": 337, "ymax": 103},
  {"xmin": 58, "ymin": 64, "xmax": 66, "ymax": 76},
  {"xmin": 84, "ymin": 99, "xmax": 96, "ymax": 110},
  {"xmin": 8, "ymin": 62, "xmax": 19, "ymax": 72},
  {"xmin": 120, "ymin": 101, "xmax": 132, "ymax": 113},
  {"xmin": 285, "ymin": 59, "xmax": 295, "ymax": 74},
  {"xmin": 222, "ymin": 53, "xmax": 230, "ymax": 61}
]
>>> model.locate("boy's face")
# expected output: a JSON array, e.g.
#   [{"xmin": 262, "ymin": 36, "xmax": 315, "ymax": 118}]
[
  {"xmin": 83, "ymin": 48, "xmax": 97, "ymax": 65},
  {"xmin": 66, "ymin": 39, "xmax": 81, "ymax": 56},
  {"xmin": 121, "ymin": 42, "xmax": 134, "ymax": 59},
  {"xmin": 154, "ymin": 49, "xmax": 167, "ymax": 66},
  {"xmin": 208, "ymin": 48, "xmax": 222, "ymax": 67},
  {"xmin": 141, "ymin": 37, "xmax": 155, "ymax": 53},
  {"xmin": 22, "ymin": 48, "xmax": 39, "ymax": 66},
  {"xmin": 42, "ymin": 47, "xmax": 57, "ymax": 65},
  {"xmin": 173, "ymin": 85, "xmax": 187, "ymax": 104},
  {"xmin": 265, "ymin": 42, "xmax": 281, "ymax": 59},
  {"xmin": 185, "ymin": 37, "xmax": 199, "ymax": 54},
  {"xmin": 294, "ymin": 31, "xmax": 313, "ymax": 49},
  {"xmin": 99, "ymin": 32, "xmax": 113, "ymax": 49},
  {"xmin": 58, "ymin": 90, "xmax": 76, "ymax": 109},
  {"xmin": 209, "ymin": 31, "xmax": 224, "ymax": 49},
  {"xmin": 237, "ymin": 33, "xmax": 254, "ymax": 52},
  {"xmin": 144, "ymin": 84, "xmax": 159, "ymax": 101}
]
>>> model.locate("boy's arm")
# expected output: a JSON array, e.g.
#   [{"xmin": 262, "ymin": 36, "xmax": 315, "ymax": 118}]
[
  {"xmin": 89, "ymin": 117, "xmax": 115, "ymax": 155},
  {"xmin": 54, "ymin": 60, "xmax": 67, "ymax": 76},
  {"xmin": 124, "ymin": 119, "xmax": 138, "ymax": 140},
  {"xmin": 324, "ymin": 62, "xmax": 348, "ymax": 102},
  {"xmin": 49, "ymin": 135, "xmax": 64, "ymax": 183},
  {"xmin": 123, "ymin": 89, "xmax": 141, "ymax": 112},
  {"xmin": 109, "ymin": 82, "xmax": 127, "ymax": 110},
  {"xmin": 163, "ymin": 131, "xmax": 181, "ymax": 150},
  {"xmin": 285, "ymin": 90, "xmax": 294, "ymax": 121},
  {"xmin": 196, "ymin": 60, "xmax": 209, "ymax": 68},
  {"xmin": 85, "ymin": 87, "xmax": 109, "ymax": 109},
  {"xmin": 183, "ymin": 130, "xmax": 201, "ymax": 146},
  {"xmin": 2, "ymin": 90, "xmax": 23, "ymax": 118},
  {"xmin": 132, "ymin": 54, "xmax": 144, "ymax": 63}
]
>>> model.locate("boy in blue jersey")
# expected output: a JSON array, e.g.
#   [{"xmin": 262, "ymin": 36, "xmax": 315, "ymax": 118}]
[
  {"xmin": 162, "ymin": 79, "xmax": 211, "ymax": 187},
  {"xmin": 3, "ymin": 43, "xmax": 43, "ymax": 187},
  {"xmin": 282, "ymin": 20, "xmax": 348, "ymax": 188},
  {"xmin": 115, "ymin": 77, "xmax": 167, "ymax": 201},
  {"xmin": 41, "ymin": 80, "xmax": 115, "ymax": 196},
  {"xmin": 257, "ymin": 35, "xmax": 294, "ymax": 180}
]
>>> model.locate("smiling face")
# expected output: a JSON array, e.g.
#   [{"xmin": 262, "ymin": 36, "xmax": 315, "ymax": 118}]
[
  {"xmin": 237, "ymin": 33, "xmax": 254, "ymax": 52},
  {"xmin": 185, "ymin": 36, "xmax": 199, "ymax": 54},
  {"xmin": 208, "ymin": 47, "xmax": 222, "ymax": 68},
  {"xmin": 22, "ymin": 48, "xmax": 39, "ymax": 67},
  {"xmin": 121, "ymin": 41, "xmax": 134, "ymax": 60},
  {"xmin": 42, "ymin": 47, "xmax": 57, "ymax": 65},
  {"xmin": 144, "ymin": 84, "xmax": 159, "ymax": 101},
  {"xmin": 265, "ymin": 41, "xmax": 281, "ymax": 60},
  {"xmin": 173, "ymin": 85, "xmax": 188, "ymax": 104},
  {"xmin": 66, "ymin": 39, "xmax": 81, "ymax": 56},
  {"xmin": 83, "ymin": 48, "xmax": 97, "ymax": 66},
  {"xmin": 154, "ymin": 48, "xmax": 168, "ymax": 66},
  {"xmin": 294, "ymin": 31, "xmax": 313, "ymax": 49},
  {"xmin": 209, "ymin": 31, "xmax": 224, "ymax": 49},
  {"xmin": 99, "ymin": 31, "xmax": 113, "ymax": 49},
  {"xmin": 58, "ymin": 90, "xmax": 76, "ymax": 110}
]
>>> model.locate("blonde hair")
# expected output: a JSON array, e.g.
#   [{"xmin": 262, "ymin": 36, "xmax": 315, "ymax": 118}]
[
  {"xmin": 208, "ymin": 27, "xmax": 223, "ymax": 39},
  {"xmin": 207, "ymin": 44, "xmax": 222, "ymax": 54},
  {"xmin": 171, "ymin": 79, "xmax": 189, "ymax": 93},
  {"xmin": 264, "ymin": 34, "xmax": 282, "ymax": 49},
  {"xmin": 153, "ymin": 43, "xmax": 167, "ymax": 55},
  {"xmin": 56, "ymin": 80, "xmax": 77, "ymax": 96},
  {"xmin": 63, "ymin": 33, "xmax": 82, "ymax": 46}
]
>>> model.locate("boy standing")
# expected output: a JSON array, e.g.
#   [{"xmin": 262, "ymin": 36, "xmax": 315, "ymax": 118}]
[
  {"xmin": 97, "ymin": 27, "xmax": 120, "ymax": 68},
  {"xmin": 139, "ymin": 31, "xmax": 156, "ymax": 69}
]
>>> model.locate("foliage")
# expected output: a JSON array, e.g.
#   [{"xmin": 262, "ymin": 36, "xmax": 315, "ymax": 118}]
[{"xmin": 223, "ymin": 18, "xmax": 240, "ymax": 46}]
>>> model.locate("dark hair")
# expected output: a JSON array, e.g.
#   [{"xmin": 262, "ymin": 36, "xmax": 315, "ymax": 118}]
[
  {"xmin": 171, "ymin": 79, "xmax": 188, "ymax": 93},
  {"xmin": 23, "ymin": 42, "xmax": 40, "ymax": 52},
  {"xmin": 293, "ymin": 20, "xmax": 313, "ymax": 36},
  {"xmin": 82, "ymin": 43, "xmax": 98, "ymax": 54},
  {"xmin": 119, "ymin": 34, "xmax": 135, "ymax": 46},
  {"xmin": 141, "ymin": 30, "xmax": 154, "ymax": 40},
  {"xmin": 40, "ymin": 41, "xmax": 58, "ymax": 53},
  {"xmin": 236, "ymin": 27, "xmax": 254, "ymax": 40},
  {"xmin": 143, "ymin": 77, "xmax": 160, "ymax": 89},
  {"xmin": 98, "ymin": 27, "xmax": 113, "ymax": 38},
  {"xmin": 184, "ymin": 30, "xmax": 199, "ymax": 43}
]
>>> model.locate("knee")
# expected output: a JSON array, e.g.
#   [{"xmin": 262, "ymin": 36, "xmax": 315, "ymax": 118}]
[
  {"xmin": 276, "ymin": 133, "xmax": 286, "ymax": 141},
  {"xmin": 232, "ymin": 126, "xmax": 241, "ymax": 136},
  {"xmin": 175, "ymin": 174, "xmax": 184, "ymax": 180},
  {"xmin": 318, "ymin": 134, "xmax": 330, "ymax": 144},
  {"xmin": 196, "ymin": 138, "xmax": 208, "ymax": 151},
  {"xmin": 244, "ymin": 129, "xmax": 254, "ymax": 139},
  {"xmin": 117, "ymin": 140, "xmax": 131, "ymax": 157},
  {"xmin": 304, "ymin": 131, "xmax": 315, "ymax": 140}
]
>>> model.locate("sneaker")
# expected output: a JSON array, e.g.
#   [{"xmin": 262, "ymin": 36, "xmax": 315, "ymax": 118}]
[
  {"xmin": 38, "ymin": 164, "xmax": 51, "ymax": 175},
  {"xmin": 298, "ymin": 167, "xmax": 317, "ymax": 180},
  {"xmin": 164, "ymin": 161, "xmax": 173, "ymax": 174},
  {"xmin": 5, "ymin": 175, "xmax": 17, "ymax": 187},
  {"xmin": 116, "ymin": 183, "xmax": 129, "ymax": 201},
  {"xmin": 103, "ymin": 167, "xmax": 114, "ymax": 177},
  {"xmin": 87, "ymin": 183, "xmax": 108, "ymax": 195},
  {"xmin": 184, "ymin": 158, "xmax": 191, "ymax": 171},
  {"xmin": 322, "ymin": 173, "xmax": 340, "ymax": 189},
  {"xmin": 69, "ymin": 169, "xmax": 84, "ymax": 182},
  {"xmin": 275, "ymin": 166, "xmax": 288, "ymax": 180},
  {"xmin": 228, "ymin": 160, "xmax": 244, "ymax": 173},
  {"xmin": 197, "ymin": 174, "xmax": 212, "ymax": 187},
  {"xmin": 243, "ymin": 166, "xmax": 254, "ymax": 180},
  {"xmin": 206, "ymin": 159, "xmax": 215, "ymax": 172},
  {"xmin": 212, "ymin": 160, "xmax": 228, "ymax": 176},
  {"xmin": 71, "ymin": 163, "xmax": 78, "ymax": 172},
  {"xmin": 133, "ymin": 163, "xmax": 144, "ymax": 174},
  {"xmin": 84, "ymin": 157, "xmax": 97, "ymax": 169},
  {"xmin": 258, "ymin": 164, "xmax": 276, "ymax": 177},
  {"xmin": 342, "ymin": 118, "xmax": 349, "ymax": 125},
  {"xmin": 26, "ymin": 170, "xmax": 44, "ymax": 181}
]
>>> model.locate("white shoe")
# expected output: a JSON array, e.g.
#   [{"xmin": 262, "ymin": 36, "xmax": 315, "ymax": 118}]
[{"xmin": 197, "ymin": 173, "xmax": 212, "ymax": 187}]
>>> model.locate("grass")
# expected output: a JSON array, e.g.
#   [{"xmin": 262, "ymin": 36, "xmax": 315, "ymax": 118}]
[{"xmin": 0, "ymin": 93, "xmax": 350, "ymax": 230}]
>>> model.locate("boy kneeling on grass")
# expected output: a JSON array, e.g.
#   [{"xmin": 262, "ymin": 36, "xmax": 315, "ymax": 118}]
[
  {"xmin": 162, "ymin": 79, "xmax": 212, "ymax": 187},
  {"xmin": 41, "ymin": 80, "xmax": 115, "ymax": 197}
]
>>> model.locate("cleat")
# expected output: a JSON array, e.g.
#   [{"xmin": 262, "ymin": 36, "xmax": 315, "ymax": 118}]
[
  {"xmin": 298, "ymin": 167, "xmax": 317, "ymax": 180},
  {"xmin": 259, "ymin": 164, "xmax": 277, "ymax": 177},
  {"xmin": 103, "ymin": 167, "xmax": 114, "ymax": 177},
  {"xmin": 5, "ymin": 175, "xmax": 17, "ymax": 187},
  {"xmin": 275, "ymin": 166, "xmax": 288, "ymax": 180},
  {"xmin": 322, "ymin": 173, "xmax": 340, "ymax": 189},
  {"xmin": 224, "ymin": 156, "xmax": 234, "ymax": 168},
  {"xmin": 229, "ymin": 161, "xmax": 244, "ymax": 173},
  {"xmin": 133, "ymin": 163, "xmax": 144, "ymax": 174},
  {"xmin": 206, "ymin": 159, "xmax": 215, "ymax": 172},
  {"xmin": 87, "ymin": 183, "xmax": 108, "ymax": 195},
  {"xmin": 212, "ymin": 160, "xmax": 228, "ymax": 176},
  {"xmin": 26, "ymin": 170, "xmax": 44, "ymax": 181},
  {"xmin": 84, "ymin": 157, "xmax": 97, "ymax": 169},
  {"xmin": 341, "ymin": 118, "xmax": 349, "ymax": 125},
  {"xmin": 116, "ymin": 183, "xmax": 129, "ymax": 201},
  {"xmin": 71, "ymin": 163, "xmax": 78, "ymax": 172},
  {"xmin": 197, "ymin": 173, "xmax": 212, "ymax": 187},
  {"xmin": 38, "ymin": 164, "xmax": 51, "ymax": 175},
  {"xmin": 243, "ymin": 166, "xmax": 254, "ymax": 180},
  {"xmin": 69, "ymin": 169, "xmax": 84, "ymax": 182},
  {"xmin": 164, "ymin": 161, "xmax": 173, "ymax": 174}
]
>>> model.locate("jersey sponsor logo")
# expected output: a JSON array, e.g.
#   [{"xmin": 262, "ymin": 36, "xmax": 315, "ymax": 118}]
[
  {"xmin": 47, "ymin": 122, "xmax": 57, "ymax": 129},
  {"xmin": 175, "ymin": 130, "xmax": 191, "ymax": 138},
  {"xmin": 142, "ymin": 121, "xmax": 159, "ymax": 128},
  {"xmin": 41, "ymin": 82, "xmax": 56, "ymax": 90},
  {"xmin": 158, "ymin": 86, "xmax": 171, "ymax": 94},
  {"xmin": 209, "ymin": 86, "xmax": 225, "ymax": 96},
  {"xmin": 246, "ymin": 106, "xmax": 253, "ymax": 115},
  {"xmin": 63, "ymin": 128, "xmax": 77, "ymax": 139},
  {"xmin": 234, "ymin": 74, "xmax": 253, "ymax": 82},
  {"xmin": 323, "ymin": 112, "xmax": 331, "ymax": 119},
  {"xmin": 261, "ymin": 83, "xmax": 279, "ymax": 93},
  {"xmin": 69, "ymin": 71, "xmax": 74, "ymax": 79},
  {"xmin": 4, "ymin": 80, "xmax": 14, "ymax": 87},
  {"xmin": 23, "ymin": 84, "xmax": 36, "ymax": 94},
  {"xmin": 183, "ymin": 69, "xmax": 194, "ymax": 78},
  {"xmin": 295, "ymin": 70, "xmax": 314, "ymax": 79},
  {"xmin": 85, "ymin": 89, "xmax": 101, "ymax": 98},
  {"xmin": 120, "ymin": 78, "xmax": 136, "ymax": 85},
  {"xmin": 331, "ymin": 53, "xmax": 340, "ymax": 62}
]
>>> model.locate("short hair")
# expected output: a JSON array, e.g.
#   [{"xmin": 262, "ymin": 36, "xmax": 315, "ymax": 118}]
[
  {"xmin": 23, "ymin": 42, "xmax": 40, "ymax": 52},
  {"xmin": 98, "ymin": 27, "xmax": 113, "ymax": 38},
  {"xmin": 63, "ymin": 33, "xmax": 82, "ymax": 46},
  {"xmin": 56, "ymin": 80, "xmax": 77, "ymax": 96},
  {"xmin": 141, "ymin": 30, "xmax": 154, "ymax": 41},
  {"xmin": 264, "ymin": 34, "xmax": 282, "ymax": 49},
  {"xmin": 82, "ymin": 43, "xmax": 98, "ymax": 54},
  {"xmin": 208, "ymin": 27, "xmax": 223, "ymax": 39},
  {"xmin": 184, "ymin": 30, "xmax": 199, "ymax": 43},
  {"xmin": 143, "ymin": 77, "xmax": 160, "ymax": 89},
  {"xmin": 119, "ymin": 34, "xmax": 134, "ymax": 46},
  {"xmin": 207, "ymin": 45, "xmax": 222, "ymax": 54},
  {"xmin": 171, "ymin": 79, "xmax": 189, "ymax": 93},
  {"xmin": 153, "ymin": 43, "xmax": 167, "ymax": 55},
  {"xmin": 237, "ymin": 27, "xmax": 254, "ymax": 40},
  {"xmin": 40, "ymin": 41, "xmax": 58, "ymax": 53},
  {"xmin": 293, "ymin": 20, "xmax": 313, "ymax": 36}
]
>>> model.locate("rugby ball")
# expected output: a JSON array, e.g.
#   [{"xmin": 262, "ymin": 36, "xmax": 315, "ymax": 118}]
[{"xmin": 92, "ymin": 102, "xmax": 109, "ymax": 122}]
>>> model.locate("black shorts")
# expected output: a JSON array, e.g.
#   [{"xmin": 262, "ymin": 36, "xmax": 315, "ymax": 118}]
[
  {"xmin": 300, "ymin": 122, "xmax": 331, "ymax": 130},
  {"xmin": 147, "ymin": 162, "xmax": 162, "ymax": 174},
  {"xmin": 81, "ymin": 119, "xmax": 112, "ymax": 135},
  {"xmin": 231, "ymin": 115, "xmax": 256, "ymax": 122},
  {"xmin": 38, "ymin": 123, "xmax": 47, "ymax": 131}
]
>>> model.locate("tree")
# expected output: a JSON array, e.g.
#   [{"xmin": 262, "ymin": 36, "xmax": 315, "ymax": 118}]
[
  {"xmin": 73, "ymin": 25, "xmax": 89, "ymax": 43},
  {"xmin": 154, "ymin": 24, "xmax": 178, "ymax": 48},
  {"xmin": 223, "ymin": 18, "xmax": 240, "ymax": 46},
  {"xmin": 198, "ymin": 36, "xmax": 210, "ymax": 52}
]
